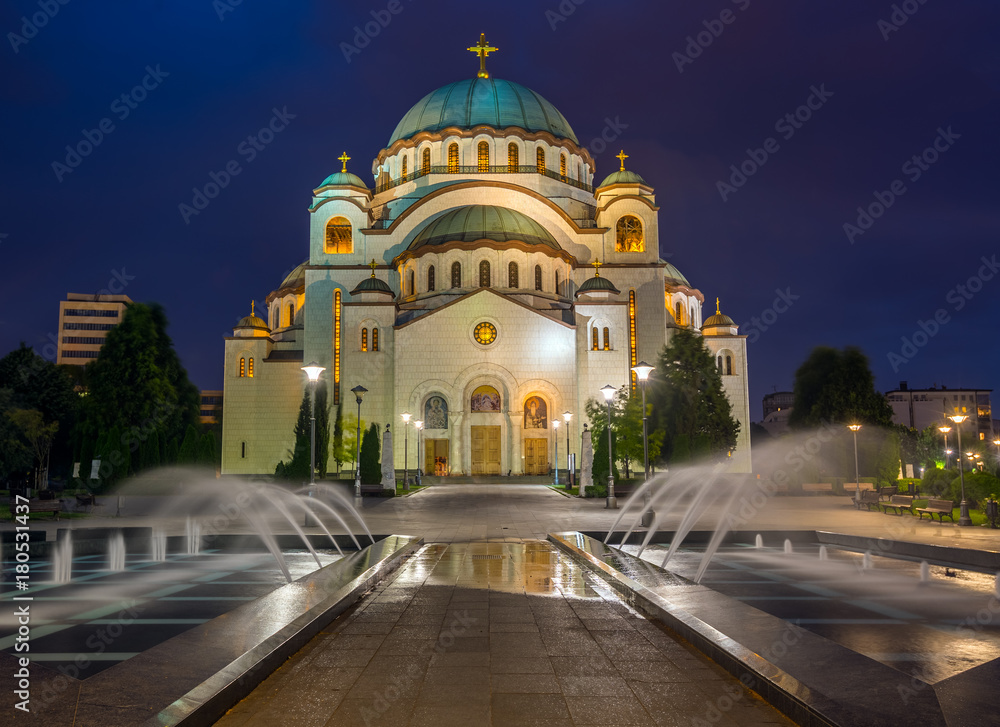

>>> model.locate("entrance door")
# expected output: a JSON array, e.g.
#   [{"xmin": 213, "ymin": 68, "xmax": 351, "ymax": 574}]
[
  {"xmin": 471, "ymin": 426, "xmax": 501, "ymax": 475},
  {"xmin": 524, "ymin": 438, "xmax": 548, "ymax": 475},
  {"xmin": 425, "ymin": 439, "xmax": 449, "ymax": 476}
]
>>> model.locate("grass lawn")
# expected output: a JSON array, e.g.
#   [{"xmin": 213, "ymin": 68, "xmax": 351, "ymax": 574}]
[
  {"xmin": 395, "ymin": 483, "xmax": 428, "ymax": 496},
  {"xmin": 910, "ymin": 499, "xmax": 989, "ymax": 526}
]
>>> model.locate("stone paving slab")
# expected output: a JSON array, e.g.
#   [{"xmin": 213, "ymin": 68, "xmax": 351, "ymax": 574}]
[{"xmin": 214, "ymin": 541, "xmax": 795, "ymax": 727}]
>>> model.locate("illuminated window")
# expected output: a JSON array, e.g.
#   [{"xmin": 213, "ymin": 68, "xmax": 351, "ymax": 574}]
[
  {"xmin": 361, "ymin": 328, "xmax": 368, "ymax": 352},
  {"xmin": 325, "ymin": 216, "xmax": 353, "ymax": 254},
  {"xmin": 448, "ymin": 143, "xmax": 459, "ymax": 172},
  {"xmin": 508, "ymin": 143, "xmax": 518, "ymax": 171},
  {"xmin": 373, "ymin": 328, "xmax": 379, "ymax": 352},
  {"xmin": 592, "ymin": 328, "xmax": 599, "ymax": 351},
  {"xmin": 474, "ymin": 322, "xmax": 497, "ymax": 346},
  {"xmin": 615, "ymin": 215, "xmax": 644, "ymax": 252},
  {"xmin": 603, "ymin": 327, "xmax": 610, "ymax": 350},
  {"xmin": 508, "ymin": 262, "xmax": 518, "ymax": 288},
  {"xmin": 536, "ymin": 147, "xmax": 546, "ymax": 172},
  {"xmin": 333, "ymin": 289, "xmax": 341, "ymax": 404},
  {"xmin": 239, "ymin": 357, "xmax": 245, "ymax": 377},
  {"xmin": 421, "ymin": 148, "xmax": 430, "ymax": 175},
  {"xmin": 534, "ymin": 265, "xmax": 542, "ymax": 291},
  {"xmin": 560, "ymin": 153, "xmax": 567, "ymax": 179},
  {"xmin": 675, "ymin": 302, "xmax": 684, "ymax": 326},
  {"xmin": 401, "ymin": 156, "xmax": 407, "ymax": 177},
  {"xmin": 287, "ymin": 303, "xmax": 294, "ymax": 327},
  {"xmin": 408, "ymin": 270, "xmax": 415, "ymax": 296},
  {"xmin": 726, "ymin": 355, "xmax": 733, "ymax": 376},
  {"xmin": 691, "ymin": 305, "xmax": 696, "ymax": 327},
  {"xmin": 248, "ymin": 357, "xmax": 254, "ymax": 378},
  {"xmin": 628, "ymin": 290, "xmax": 637, "ymax": 387},
  {"xmin": 478, "ymin": 141, "xmax": 489, "ymax": 172},
  {"xmin": 479, "ymin": 260, "xmax": 490, "ymax": 288},
  {"xmin": 451, "ymin": 262, "xmax": 461, "ymax": 288},
  {"xmin": 427, "ymin": 265, "xmax": 435, "ymax": 292}
]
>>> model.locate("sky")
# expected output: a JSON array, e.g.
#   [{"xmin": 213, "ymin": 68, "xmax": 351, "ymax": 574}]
[{"xmin": 1, "ymin": 0, "xmax": 998, "ymax": 421}]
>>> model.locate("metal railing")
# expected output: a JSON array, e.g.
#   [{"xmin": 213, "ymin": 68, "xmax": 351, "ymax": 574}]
[{"xmin": 374, "ymin": 164, "xmax": 594, "ymax": 194}]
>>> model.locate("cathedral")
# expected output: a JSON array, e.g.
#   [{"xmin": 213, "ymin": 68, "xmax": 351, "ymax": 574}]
[{"xmin": 221, "ymin": 36, "xmax": 751, "ymax": 477}]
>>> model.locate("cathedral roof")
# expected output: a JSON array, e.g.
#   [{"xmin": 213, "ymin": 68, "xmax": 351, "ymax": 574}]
[
  {"xmin": 598, "ymin": 169, "xmax": 648, "ymax": 187},
  {"xmin": 351, "ymin": 276, "xmax": 394, "ymax": 296},
  {"xmin": 388, "ymin": 78, "xmax": 578, "ymax": 145},
  {"xmin": 576, "ymin": 275, "xmax": 620, "ymax": 295},
  {"xmin": 409, "ymin": 205, "xmax": 560, "ymax": 251},
  {"xmin": 663, "ymin": 262, "xmax": 690, "ymax": 287},
  {"xmin": 318, "ymin": 171, "xmax": 368, "ymax": 189}
]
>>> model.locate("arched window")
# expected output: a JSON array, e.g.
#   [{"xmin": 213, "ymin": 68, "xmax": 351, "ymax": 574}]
[
  {"xmin": 451, "ymin": 261, "xmax": 461, "ymax": 289},
  {"xmin": 248, "ymin": 357, "xmax": 254, "ymax": 378},
  {"xmin": 421, "ymin": 148, "xmax": 430, "ymax": 175},
  {"xmin": 478, "ymin": 141, "xmax": 489, "ymax": 172},
  {"xmin": 239, "ymin": 357, "xmax": 245, "ymax": 377},
  {"xmin": 717, "ymin": 355, "xmax": 723, "ymax": 374},
  {"xmin": 479, "ymin": 260, "xmax": 490, "ymax": 288},
  {"xmin": 536, "ymin": 147, "xmax": 546, "ymax": 172},
  {"xmin": 603, "ymin": 327, "xmax": 610, "ymax": 350},
  {"xmin": 427, "ymin": 265, "xmax": 436, "ymax": 292},
  {"xmin": 675, "ymin": 302, "xmax": 684, "ymax": 326},
  {"xmin": 407, "ymin": 270, "xmax": 415, "ymax": 297},
  {"xmin": 373, "ymin": 328, "xmax": 379, "ymax": 352},
  {"xmin": 241, "ymin": 442, "xmax": 246, "ymax": 458},
  {"xmin": 325, "ymin": 216, "xmax": 353, "ymax": 254},
  {"xmin": 361, "ymin": 328, "xmax": 368, "ymax": 352},
  {"xmin": 560, "ymin": 153, "xmax": 567, "ymax": 179},
  {"xmin": 726, "ymin": 355, "xmax": 733, "ymax": 376},
  {"xmin": 534, "ymin": 264, "xmax": 543, "ymax": 291},
  {"xmin": 592, "ymin": 328, "xmax": 599, "ymax": 351},
  {"xmin": 508, "ymin": 143, "xmax": 518, "ymax": 171},
  {"xmin": 508, "ymin": 262, "xmax": 518, "ymax": 288},
  {"xmin": 447, "ymin": 143, "xmax": 459, "ymax": 172},
  {"xmin": 555, "ymin": 270, "xmax": 561, "ymax": 295},
  {"xmin": 615, "ymin": 215, "xmax": 644, "ymax": 252},
  {"xmin": 691, "ymin": 305, "xmax": 696, "ymax": 328},
  {"xmin": 401, "ymin": 156, "xmax": 407, "ymax": 178},
  {"xmin": 287, "ymin": 304, "xmax": 294, "ymax": 327},
  {"xmin": 578, "ymin": 162, "xmax": 582, "ymax": 180}
]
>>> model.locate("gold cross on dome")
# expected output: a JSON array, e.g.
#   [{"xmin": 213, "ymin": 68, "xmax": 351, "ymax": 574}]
[
  {"xmin": 467, "ymin": 33, "xmax": 498, "ymax": 79},
  {"xmin": 716, "ymin": 297, "xmax": 721, "ymax": 315},
  {"xmin": 251, "ymin": 300, "xmax": 255, "ymax": 316},
  {"xmin": 616, "ymin": 150, "xmax": 628, "ymax": 171},
  {"xmin": 592, "ymin": 259, "xmax": 602, "ymax": 277},
  {"xmin": 369, "ymin": 259, "xmax": 378, "ymax": 278},
  {"xmin": 338, "ymin": 152, "xmax": 351, "ymax": 173}
]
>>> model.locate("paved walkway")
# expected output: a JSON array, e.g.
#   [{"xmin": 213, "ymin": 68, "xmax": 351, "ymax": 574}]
[{"xmin": 214, "ymin": 540, "xmax": 794, "ymax": 727}]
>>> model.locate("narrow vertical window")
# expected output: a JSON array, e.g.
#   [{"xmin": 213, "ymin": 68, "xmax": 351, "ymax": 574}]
[
  {"xmin": 628, "ymin": 290, "xmax": 637, "ymax": 388},
  {"xmin": 361, "ymin": 328, "xmax": 368, "ymax": 352},
  {"xmin": 448, "ymin": 143, "xmax": 459, "ymax": 172},
  {"xmin": 479, "ymin": 260, "xmax": 490, "ymax": 288},
  {"xmin": 536, "ymin": 147, "xmax": 546, "ymax": 172},
  {"xmin": 451, "ymin": 262, "xmax": 461, "ymax": 288},
  {"xmin": 239, "ymin": 357, "xmax": 245, "ymax": 377},
  {"xmin": 428, "ymin": 265, "xmax": 436, "ymax": 292},
  {"xmin": 287, "ymin": 303, "xmax": 294, "ymax": 327},
  {"xmin": 478, "ymin": 141, "xmax": 489, "ymax": 172},
  {"xmin": 691, "ymin": 305, "xmax": 696, "ymax": 328},
  {"xmin": 248, "ymin": 357, "xmax": 254, "ymax": 378},
  {"xmin": 373, "ymin": 328, "xmax": 379, "ymax": 352},
  {"xmin": 421, "ymin": 148, "xmax": 430, "ymax": 175},
  {"xmin": 333, "ymin": 289, "xmax": 341, "ymax": 404},
  {"xmin": 560, "ymin": 153, "xmax": 567, "ymax": 179},
  {"xmin": 408, "ymin": 270, "xmax": 415, "ymax": 296},
  {"xmin": 555, "ymin": 270, "xmax": 561, "ymax": 294},
  {"xmin": 726, "ymin": 355, "xmax": 733, "ymax": 376},
  {"xmin": 675, "ymin": 302, "xmax": 683, "ymax": 326},
  {"xmin": 241, "ymin": 442, "xmax": 246, "ymax": 458},
  {"xmin": 508, "ymin": 143, "xmax": 518, "ymax": 171},
  {"xmin": 401, "ymin": 156, "xmax": 407, "ymax": 177},
  {"xmin": 578, "ymin": 162, "xmax": 582, "ymax": 180},
  {"xmin": 717, "ymin": 355, "xmax": 723, "ymax": 373},
  {"xmin": 592, "ymin": 328, "xmax": 599, "ymax": 351},
  {"xmin": 508, "ymin": 262, "xmax": 518, "ymax": 288},
  {"xmin": 534, "ymin": 265, "xmax": 542, "ymax": 291},
  {"xmin": 603, "ymin": 327, "xmax": 610, "ymax": 350}
]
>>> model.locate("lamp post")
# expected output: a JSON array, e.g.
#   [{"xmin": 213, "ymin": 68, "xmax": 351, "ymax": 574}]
[
  {"xmin": 938, "ymin": 425, "xmax": 951, "ymax": 468},
  {"xmin": 552, "ymin": 419, "xmax": 560, "ymax": 487},
  {"xmin": 847, "ymin": 424, "xmax": 862, "ymax": 506},
  {"xmin": 601, "ymin": 384, "xmax": 618, "ymax": 509},
  {"xmin": 351, "ymin": 385, "xmax": 367, "ymax": 499},
  {"xmin": 301, "ymin": 362, "xmax": 325, "ymax": 526},
  {"xmin": 563, "ymin": 411, "xmax": 572, "ymax": 490},
  {"xmin": 415, "ymin": 420, "xmax": 423, "ymax": 486},
  {"xmin": 949, "ymin": 414, "xmax": 972, "ymax": 526},
  {"xmin": 401, "ymin": 412, "xmax": 411, "ymax": 492},
  {"xmin": 632, "ymin": 361, "xmax": 655, "ymax": 527}
]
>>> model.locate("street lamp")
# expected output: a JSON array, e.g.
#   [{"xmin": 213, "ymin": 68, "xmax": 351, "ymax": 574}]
[
  {"xmin": 632, "ymin": 361, "xmax": 655, "ymax": 526},
  {"xmin": 301, "ymin": 362, "xmax": 325, "ymax": 526},
  {"xmin": 351, "ymin": 385, "xmax": 367, "ymax": 499},
  {"xmin": 938, "ymin": 425, "xmax": 952, "ymax": 468},
  {"xmin": 563, "ymin": 411, "xmax": 572, "ymax": 490},
  {"xmin": 601, "ymin": 384, "xmax": 618, "ymax": 510},
  {"xmin": 949, "ymin": 414, "xmax": 972, "ymax": 526},
  {"xmin": 401, "ymin": 412, "xmax": 411, "ymax": 492},
  {"xmin": 847, "ymin": 424, "xmax": 862, "ymax": 506},
  {"xmin": 552, "ymin": 419, "xmax": 561, "ymax": 487},
  {"xmin": 414, "ymin": 420, "xmax": 423, "ymax": 486}
]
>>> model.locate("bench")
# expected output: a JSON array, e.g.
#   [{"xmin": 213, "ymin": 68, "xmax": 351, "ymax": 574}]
[
  {"xmin": 855, "ymin": 490, "xmax": 880, "ymax": 511},
  {"xmin": 844, "ymin": 482, "xmax": 875, "ymax": 493},
  {"xmin": 916, "ymin": 498, "xmax": 955, "ymax": 522},
  {"xmin": 877, "ymin": 486, "xmax": 898, "ymax": 502},
  {"xmin": 11, "ymin": 499, "xmax": 62, "ymax": 520},
  {"xmin": 881, "ymin": 495, "xmax": 914, "ymax": 516},
  {"xmin": 802, "ymin": 483, "xmax": 833, "ymax": 494}
]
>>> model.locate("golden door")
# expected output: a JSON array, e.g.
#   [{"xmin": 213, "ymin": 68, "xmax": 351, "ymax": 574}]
[
  {"xmin": 424, "ymin": 439, "xmax": 449, "ymax": 475},
  {"xmin": 524, "ymin": 438, "xmax": 548, "ymax": 475},
  {"xmin": 471, "ymin": 426, "xmax": 501, "ymax": 475}
]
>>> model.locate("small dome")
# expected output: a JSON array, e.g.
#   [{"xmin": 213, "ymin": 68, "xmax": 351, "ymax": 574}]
[
  {"xmin": 575, "ymin": 275, "xmax": 620, "ymax": 296},
  {"xmin": 277, "ymin": 261, "xmax": 308, "ymax": 291},
  {"xmin": 389, "ymin": 77, "xmax": 578, "ymax": 145},
  {"xmin": 663, "ymin": 262, "xmax": 690, "ymax": 287},
  {"xmin": 318, "ymin": 171, "xmax": 368, "ymax": 189},
  {"xmin": 351, "ymin": 276, "xmax": 394, "ymax": 296},
  {"xmin": 410, "ymin": 205, "xmax": 560, "ymax": 251},
  {"xmin": 236, "ymin": 314, "xmax": 269, "ymax": 329},
  {"xmin": 598, "ymin": 169, "xmax": 647, "ymax": 187},
  {"xmin": 703, "ymin": 312, "xmax": 735, "ymax": 327}
]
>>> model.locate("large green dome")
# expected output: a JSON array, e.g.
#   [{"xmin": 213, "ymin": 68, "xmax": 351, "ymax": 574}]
[
  {"xmin": 389, "ymin": 78, "xmax": 578, "ymax": 146},
  {"xmin": 410, "ymin": 205, "xmax": 560, "ymax": 251}
]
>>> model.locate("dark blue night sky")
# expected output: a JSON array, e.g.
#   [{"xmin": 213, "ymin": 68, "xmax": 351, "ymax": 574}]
[{"xmin": 2, "ymin": 0, "xmax": 998, "ymax": 418}]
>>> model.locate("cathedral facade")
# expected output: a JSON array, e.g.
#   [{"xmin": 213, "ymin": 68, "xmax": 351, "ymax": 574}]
[{"xmin": 221, "ymin": 39, "xmax": 751, "ymax": 477}]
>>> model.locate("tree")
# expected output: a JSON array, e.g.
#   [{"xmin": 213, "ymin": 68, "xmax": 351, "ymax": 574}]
[
  {"xmin": 617, "ymin": 390, "xmax": 663, "ymax": 477},
  {"xmin": 198, "ymin": 432, "xmax": 217, "ymax": 467},
  {"xmin": 360, "ymin": 423, "xmax": 381, "ymax": 485},
  {"xmin": 0, "ymin": 391, "xmax": 32, "ymax": 483},
  {"xmin": 315, "ymin": 381, "xmax": 330, "ymax": 478},
  {"xmin": 178, "ymin": 424, "xmax": 200, "ymax": 465},
  {"xmin": 874, "ymin": 430, "xmax": 901, "ymax": 487},
  {"xmin": 6, "ymin": 409, "xmax": 58, "ymax": 490},
  {"xmin": 649, "ymin": 329, "xmax": 740, "ymax": 464},
  {"xmin": 789, "ymin": 347, "xmax": 893, "ymax": 428},
  {"xmin": 591, "ymin": 425, "xmax": 619, "ymax": 485},
  {"xmin": 332, "ymin": 401, "xmax": 344, "ymax": 475},
  {"xmin": 896, "ymin": 425, "xmax": 938, "ymax": 473},
  {"xmin": 277, "ymin": 388, "xmax": 312, "ymax": 482},
  {"xmin": 339, "ymin": 411, "xmax": 366, "ymax": 476}
]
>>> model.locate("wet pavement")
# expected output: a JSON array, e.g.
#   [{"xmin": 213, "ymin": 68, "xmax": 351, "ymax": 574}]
[{"xmin": 214, "ymin": 541, "xmax": 795, "ymax": 727}]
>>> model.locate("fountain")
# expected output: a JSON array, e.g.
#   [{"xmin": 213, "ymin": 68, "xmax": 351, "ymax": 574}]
[
  {"xmin": 920, "ymin": 560, "xmax": 931, "ymax": 584},
  {"xmin": 818, "ymin": 544, "xmax": 828, "ymax": 560},
  {"xmin": 862, "ymin": 550, "xmax": 873, "ymax": 570},
  {"xmin": 151, "ymin": 528, "xmax": 167, "ymax": 562},
  {"xmin": 185, "ymin": 516, "xmax": 201, "ymax": 555},
  {"xmin": 52, "ymin": 530, "xmax": 72, "ymax": 583},
  {"xmin": 108, "ymin": 531, "xmax": 125, "ymax": 571},
  {"xmin": 783, "ymin": 539, "xmax": 793, "ymax": 555},
  {"xmin": 755, "ymin": 534, "xmax": 763, "ymax": 549}
]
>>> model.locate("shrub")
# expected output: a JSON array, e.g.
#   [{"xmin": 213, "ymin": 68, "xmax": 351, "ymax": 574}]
[
  {"xmin": 921, "ymin": 467, "xmax": 956, "ymax": 498},
  {"xmin": 949, "ymin": 471, "xmax": 1000, "ymax": 509}
]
